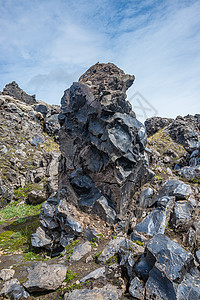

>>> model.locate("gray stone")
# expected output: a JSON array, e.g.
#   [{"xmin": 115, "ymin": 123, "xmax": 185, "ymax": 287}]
[
  {"xmin": 129, "ymin": 277, "xmax": 145, "ymax": 299},
  {"xmin": 69, "ymin": 242, "xmax": 91, "ymax": 262},
  {"xmin": 138, "ymin": 187, "xmax": 154, "ymax": 208},
  {"xmin": 171, "ymin": 200, "xmax": 193, "ymax": 231},
  {"xmin": 0, "ymin": 268, "xmax": 15, "ymax": 281},
  {"xmin": 84, "ymin": 227, "xmax": 99, "ymax": 243},
  {"xmin": 98, "ymin": 237, "xmax": 133, "ymax": 263},
  {"xmin": 146, "ymin": 234, "xmax": 194, "ymax": 282},
  {"xmin": 134, "ymin": 196, "xmax": 175, "ymax": 236},
  {"xmin": 23, "ymin": 262, "xmax": 67, "ymax": 292},
  {"xmin": 149, "ymin": 180, "xmax": 192, "ymax": 207},
  {"xmin": 31, "ymin": 226, "xmax": 52, "ymax": 248},
  {"xmin": 195, "ymin": 251, "xmax": 200, "ymax": 264},
  {"xmin": 130, "ymin": 230, "xmax": 148, "ymax": 243},
  {"xmin": 177, "ymin": 268, "xmax": 200, "ymax": 300},
  {"xmin": 64, "ymin": 284, "xmax": 123, "ymax": 300},
  {"xmin": 92, "ymin": 196, "xmax": 116, "ymax": 224},
  {"xmin": 80, "ymin": 267, "xmax": 105, "ymax": 282},
  {"xmin": 145, "ymin": 266, "xmax": 177, "ymax": 300},
  {"xmin": 179, "ymin": 166, "xmax": 200, "ymax": 181},
  {"xmin": 0, "ymin": 278, "xmax": 29, "ymax": 299}
]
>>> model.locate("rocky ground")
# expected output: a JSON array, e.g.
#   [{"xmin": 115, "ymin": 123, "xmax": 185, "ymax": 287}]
[{"xmin": 0, "ymin": 63, "xmax": 200, "ymax": 300}]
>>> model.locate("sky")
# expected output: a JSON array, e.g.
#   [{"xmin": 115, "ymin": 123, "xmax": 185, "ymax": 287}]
[{"xmin": 0, "ymin": 0, "xmax": 199, "ymax": 122}]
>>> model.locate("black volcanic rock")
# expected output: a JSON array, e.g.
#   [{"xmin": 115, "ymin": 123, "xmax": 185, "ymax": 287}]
[
  {"xmin": 32, "ymin": 62, "xmax": 153, "ymax": 252},
  {"xmin": 3, "ymin": 81, "xmax": 36, "ymax": 104},
  {"xmin": 145, "ymin": 116, "xmax": 173, "ymax": 137},
  {"xmin": 59, "ymin": 62, "xmax": 152, "ymax": 217}
]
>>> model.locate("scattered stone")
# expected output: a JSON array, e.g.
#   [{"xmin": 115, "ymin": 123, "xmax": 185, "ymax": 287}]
[
  {"xmin": 84, "ymin": 227, "xmax": 99, "ymax": 243},
  {"xmin": 98, "ymin": 237, "xmax": 132, "ymax": 263},
  {"xmin": 149, "ymin": 180, "xmax": 192, "ymax": 206},
  {"xmin": 195, "ymin": 251, "xmax": 200, "ymax": 264},
  {"xmin": 171, "ymin": 200, "xmax": 193, "ymax": 231},
  {"xmin": 23, "ymin": 262, "xmax": 67, "ymax": 292},
  {"xmin": 179, "ymin": 166, "xmax": 200, "ymax": 181},
  {"xmin": 92, "ymin": 196, "xmax": 116, "ymax": 224},
  {"xmin": 0, "ymin": 268, "xmax": 15, "ymax": 281},
  {"xmin": 146, "ymin": 234, "xmax": 194, "ymax": 283},
  {"xmin": 129, "ymin": 277, "xmax": 145, "ymax": 299},
  {"xmin": 69, "ymin": 242, "xmax": 91, "ymax": 262},
  {"xmin": 134, "ymin": 196, "xmax": 175, "ymax": 236},
  {"xmin": 64, "ymin": 284, "xmax": 123, "ymax": 300},
  {"xmin": 80, "ymin": 267, "xmax": 105, "ymax": 282},
  {"xmin": 138, "ymin": 187, "xmax": 154, "ymax": 208},
  {"xmin": 0, "ymin": 278, "xmax": 29, "ymax": 299}
]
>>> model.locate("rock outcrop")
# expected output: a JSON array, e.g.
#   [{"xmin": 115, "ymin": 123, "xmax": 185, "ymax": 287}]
[
  {"xmin": 32, "ymin": 62, "xmax": 153, "ymax": 253},
  {"xmin": 0, "ymin": 86, "xmax": 60, "ymax": 208}
]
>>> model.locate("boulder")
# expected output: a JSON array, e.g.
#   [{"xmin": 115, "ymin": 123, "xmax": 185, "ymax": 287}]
[
  {"xmin": 0, "ymin": 278, "xmax": 29, "ymax": 299},
  {"xmin": 179, "ymin": 166, "xmax": 200, "ymax": 181},
  {"xmin": 177, "ymin": 268, "xmax": 200, "ymax": 300},
  {"xmin": 69, "ymin": 242, "xmax": 91, "ymax": 262},
  {"xmin": 149, "ymin": 180, "xmax": 192, "ymax": 207},
  {"xmin": 146, "ymin": 234, "xmax": 194, "ymax": 283},
  {"xmin": 92, "ymin": 196, "xmax": 116, "ymax": 224},
  {"xmin": 23, "ymin": 262, "xmax": 67, "ymax": 292},
  {"xmin": 64, "ymin": 284, "xmax": 123, "ymax": 300},
  {"xmin": 129, "ymin": 277, "xmax": 145, "ymax": 299},
  {"xmin": 171, "ymin": 200, "xmax": 193, "ymax": 231},
  {"xmin": 134, "ymin": 196, "xmax": 175, "ymax": 236},
  {"xmin": 80, "ymin": 267, "xmax": 105, "ymax": 282},
  {"xmin": 98, "ymin": 237, "xmax": 133, "ymax": 263},
  {"xmin": 0, "ymin": 269, "xmax": 15, "ymax": 281}
]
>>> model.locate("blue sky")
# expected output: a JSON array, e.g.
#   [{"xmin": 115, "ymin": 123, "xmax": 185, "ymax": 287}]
[{"xmin": 0, "ymin": 0, "xmax": 199, "ymax": 121}]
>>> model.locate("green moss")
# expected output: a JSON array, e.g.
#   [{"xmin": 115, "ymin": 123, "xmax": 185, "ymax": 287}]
[
  {"xmin": 65, "ymin": 240, "xmax": 79, "ymax": 260},
  {"xmin": 148, "ymin": 129, "xmax": 187, "ymax": 158},
  {"xmin": 132, "ymin": 240, "xmax": 144, "ymax": 246},
  {"xmin": 112, "ymin": 236, "xmax": 117, "ymax": 239},
  {"xmin": 105, "ymin": 254, "xmax": 118, "ymax": 266},
  {"xmin": 0, "ymin": 215, "xmax": 40, "ymax": 254},
  {"xmin": 14, "ymin": 183, "xmax": 43, "ymax": 201},
  {"xmin": 0, "ymin": 201, "xmax": 42, "ymax": 221},
  {"xmin": 65, "ymin": 270, "xmax": 77, "ymax": 283},
  {"xmin": 92, "ymin": 250, "xmax": 102, "ymax": 261}
]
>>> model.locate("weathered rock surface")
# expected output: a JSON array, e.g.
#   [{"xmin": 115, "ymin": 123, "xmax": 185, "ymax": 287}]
[
  {"xmin": 80, "ymin": 267, "xmax": 105, "ymax": 282},
  {"xmin": 0, "ymin": 91, "xmax": 60, "ymax": 208},
  {"xmin": 129, "ymin": 277, "xmax": 145, "ymax": 299},
  {"xmin": 98, "ymin": 237, "xmax": 132, "ymax": 263},
  {"xmin": 0, "ymin": 268, "xmax": 15, "ymax": 281},
  {"xmin": 3, "ymin": 81, "xmax": 36, "ymax": 104},
  {"xmin": 149, "ymin": 179, "xmax": 192, "ymax": 207},
  {"xmin": 69, "ymin": 241, "xmax": 91, "ymax": 262},
  {"xmin": 134, "ymin": 196, "xmax": 175, "ymax": 236},
  {"xmin": 59, "ymin": 62, "xmax": 152, "ymax": 217},
  {"xmin": 145, "ymin": 116, "xmax": 173, "ymax": 137},
  {"xmin": 0, "ymin": 278, "xmax": 29, "ymax": 299},
  {"xmin": 179, "ymin": 166, "xmax": 200, "ymax": 181},
  {"xmin": 23, "ymin": 262, "xmax": 67, "ymax": 292},
  {"xmin": 64, "ymin": 284, "xmax": 123, "ymax": 300}
]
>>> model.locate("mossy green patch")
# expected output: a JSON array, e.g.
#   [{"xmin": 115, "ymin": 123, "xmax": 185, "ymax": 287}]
[
  {"xmin": 14, "ymin": 183, "xmax": 44, "ymax": 201},
  {"xmin": 64, "ymin": 270, "xmax": 77, "ymax": 283},
  {"xmin": 65, "ymin": 240, "xmax": 79, "ymax": 260},
  {"xmin": 0, "ymin": 215, "xmax": 39, "ymax": 254},
  {"xmin": 105, "ymin": 254, "xmax": 118, "ymax": 266},
  {"xmin": 0, "ymin": 201, "xmax": 42, "ymax": 221},
  {"xmin": 148, "ymin": 128, "xmax": 187, "ymax": 159}
]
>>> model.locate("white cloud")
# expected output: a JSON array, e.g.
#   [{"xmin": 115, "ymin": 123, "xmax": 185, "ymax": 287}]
[{"xmin": 0, "ymin": 0, "xmax": 199, "ymax": 120}]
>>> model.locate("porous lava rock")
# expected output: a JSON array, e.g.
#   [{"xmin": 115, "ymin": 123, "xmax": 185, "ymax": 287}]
[
  {"xmin": 32, "ymin": 62, "xmax": 153, "ymax": 252},
  {"xmin": 59, "ymin": 62, "xmax": 153, "ymax": 216}
]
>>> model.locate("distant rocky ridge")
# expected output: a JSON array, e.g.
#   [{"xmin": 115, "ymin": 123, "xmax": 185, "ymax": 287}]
[
  {"xmin": 0, "ymin": 83, "xmax": 60, "ymax": 208},
  {"xmin": 0, "ymin": 64, "xmax": 200, "ymax": 300}
]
